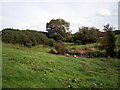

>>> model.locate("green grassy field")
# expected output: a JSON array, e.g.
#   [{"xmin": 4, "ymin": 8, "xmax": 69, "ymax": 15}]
[
  {"xmin": 2, "ymin": 41, "xmax": 119, "ymax": 88},
  {"xmin": 64, "ymin": 42, "xmax": 99, "ymax": 50}
]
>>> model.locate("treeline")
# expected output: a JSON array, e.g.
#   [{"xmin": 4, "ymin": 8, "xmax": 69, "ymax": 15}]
[
  {"xmin": 72, "ymin": 27, "xmax": 103, "ymax": 44},
  {"xmin": 1, "ymin": 18, "xmax": 120, "ymax": 58},
  {"xmin": 2, "ymin": 28, "xmax": 55, "ymax": 48},
  {"xmin": 1, "ymin": 18, "xmax": 104, "ymax": 47}
]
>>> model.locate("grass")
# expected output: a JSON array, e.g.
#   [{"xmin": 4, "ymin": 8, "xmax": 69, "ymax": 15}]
[
  {"xmin": 64, "ymin": 42, "xmax": 99, "ymax": 50},
  {"xmin": 2, "ymin": 42, "xmax": 119, "ymax": 88}
]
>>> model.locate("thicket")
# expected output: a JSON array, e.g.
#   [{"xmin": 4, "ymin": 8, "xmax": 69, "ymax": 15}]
[
  {"xmin": 2, "ymin": 28, "xmax": 51, "ymax": 47},
  {"xmin": 53, "ymin": 41, "xmax": 67, "ymax": 55},
  {"xmin": 73, "ymin": 27, "xmax": 101, "ymax": 44}
]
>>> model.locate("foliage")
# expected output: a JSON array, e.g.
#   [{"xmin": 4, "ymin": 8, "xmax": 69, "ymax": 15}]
[
  {"xmin": 24, "ymin": 43, "xmax": 32, "ymax": 48},
  {"xmin": 2, "ymin": 28, "xmax": 49, "ymax": 47},
  {"xmin": 102, "ymin": 24, "xmax": 116, "ymax": 58},
  {"xmin": 114, "ymin": 30, "xmax": 120, "ymax": 34},
  {"xmin": 73, "ymin": 27, "xmax": 100, "ymax": 44},
  {"xmin": 46, "ymin": 18, "xmax": 71, "ymax": 41},
  {"xmin": 99, "ymin": 37, "xmax": 107, "ymax": 50},
  {"xmin": 65, "ymin": 32, "xmax": 72, "ymax": 42},
  {"xmin": 74, "ymin": 40, "xmax": 81, "ymax": 45},
  {"xmin": 53, "ymin": 41, "xmax": 67, "ymax": 55},
  {"xmin": 45, "ymin": 39, "xmax": 55, "ymax": 47}
]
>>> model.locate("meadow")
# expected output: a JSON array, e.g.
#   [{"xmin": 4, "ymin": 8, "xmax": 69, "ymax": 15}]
[{"xmin": 2, "ymin": 41, "xmax": 119, "ymax": 88}]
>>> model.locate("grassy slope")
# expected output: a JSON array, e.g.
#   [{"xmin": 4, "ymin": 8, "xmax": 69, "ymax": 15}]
[{"xmin": 2, "ymin": 42, "xmax": 119, "ymax": 88}]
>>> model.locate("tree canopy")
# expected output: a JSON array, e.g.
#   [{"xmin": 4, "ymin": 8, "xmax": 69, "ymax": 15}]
[
  {"xmin": 46, "ymin": 18, "xmax": 71, "ymax": 41},
  {"xmin": 2, "ymin": 28, "xmax": 49, "ymax": 47},
  {"xmin": 73, "ymin": 26, "xmax": 100, "ymax": 44}
]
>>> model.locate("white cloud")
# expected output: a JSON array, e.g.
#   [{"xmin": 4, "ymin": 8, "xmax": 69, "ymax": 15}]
[{"xmin": 97, "ymin": 9, "xmax": 117, "ymax": 17}]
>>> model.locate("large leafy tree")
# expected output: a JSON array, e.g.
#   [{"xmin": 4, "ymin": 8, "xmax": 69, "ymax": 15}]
[{"xmin": 46, "ymin": 18, "xmax": 70, "ymax": 41}]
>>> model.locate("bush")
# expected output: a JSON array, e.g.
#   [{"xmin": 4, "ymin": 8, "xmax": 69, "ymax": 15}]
[
  {"xmin": 2, "ymin": 28, "xmax": 49, "ymax": 47},
  {"xmin": 53, "ymin": 42, "xmax": 67, "ymax": 55},
  {"xmin": 25, "ymin": 43, "xmax": 32, "ymax": 48},
  {"xmin": 74, "ymin": 40, "xmax": 81, "ymax": 45},
  {"xmin": 45, "ymin": 39, "xmax": 55, "ymax": 47}
]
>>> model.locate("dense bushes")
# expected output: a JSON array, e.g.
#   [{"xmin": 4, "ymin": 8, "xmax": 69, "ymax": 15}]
[
  {"xmin": 53, "ymin": 42, "xmax": 67, "ymax": 55},
  {"xmin": 2, "ymin": 28, "xmax": 49, "ymax": 47},
  {"xmin": 45, "ymin": 39, "xmax": 55, "ymax": 47},
  {"xmin": 100, "ymin": 24, "xmax": 116, "ymax": 58},
  {"xmin": 24, "ymin": 43, "xmax": 32, "ymax": 48},
  {"xmin": 73, "ymin": 27, "xmax": 100, "ymax": 44}
]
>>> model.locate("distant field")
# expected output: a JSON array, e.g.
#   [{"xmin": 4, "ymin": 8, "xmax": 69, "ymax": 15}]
[{"xmin": 2, "ymin": 42, "xmax": 119, "ymax": 88}]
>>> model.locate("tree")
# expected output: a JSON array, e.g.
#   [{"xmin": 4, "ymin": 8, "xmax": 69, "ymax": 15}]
[
  {"xmin": 46, "ymin": 18, "xmax": 70, "ymax": 41},
  {"xmin": 73, "ymin": 26, "xmax": 100, "ymax": 44},
  {"xmin": 2, "ymin": 28, "xmax": 49, "ymax": 47},
  {"xmin": 102, "ymin": 24, "xmax": 116, "ymax": 58}
]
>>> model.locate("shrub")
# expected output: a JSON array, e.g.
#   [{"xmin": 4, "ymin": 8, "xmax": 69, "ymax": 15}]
[
  {"xmin": 53, "ymin": 42, "xmax": 67, "ymax": 55},
  {"xmin": 32, "ymin": 59, "xmax": 39, "ymax": 71},
  {"xmin": 45, "ymin": 39, "xmax": 55, "ymax": 47},
  {"xmin": 25, "ymin": 43, "xmax": 32, "ymax": 48},
  {"xmin": 74, "ymin": 40, "xmax": 81, "ymax": 45},
  {"xmin": 2, "ymin": 28, "xmax": 49, "ymax": 47}
]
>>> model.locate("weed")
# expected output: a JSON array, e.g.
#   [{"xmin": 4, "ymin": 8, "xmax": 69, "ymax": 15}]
[{"xmin": 32, "ymin": 59, "xmax": 39, "ymax": 71}]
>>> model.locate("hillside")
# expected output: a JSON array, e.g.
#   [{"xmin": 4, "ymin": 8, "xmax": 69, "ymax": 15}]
[{"xmin": 2, "ymin": 42, "xmax": 119, "ymax": 88}]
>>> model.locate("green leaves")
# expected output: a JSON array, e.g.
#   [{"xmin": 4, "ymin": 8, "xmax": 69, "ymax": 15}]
[
  {"xmin": 2, "ymin": 28, "xmax": 49, "ymax": 47},
  {"xmin": 46, "ymin": 18, "xmax": 71, "ymax": 41}
]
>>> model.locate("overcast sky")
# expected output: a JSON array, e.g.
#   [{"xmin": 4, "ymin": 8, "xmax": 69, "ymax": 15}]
[{"xmin": 0, "ymin": 0, "xmax": 119, "ymax": 33}]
